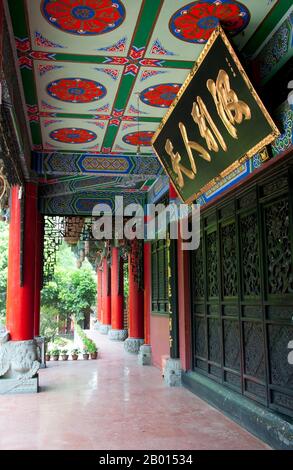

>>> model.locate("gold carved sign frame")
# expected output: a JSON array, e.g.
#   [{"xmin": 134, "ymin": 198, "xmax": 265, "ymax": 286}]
[{"xmin": 151, "ymin": 26, "xmax": 280, "ymax": 204}]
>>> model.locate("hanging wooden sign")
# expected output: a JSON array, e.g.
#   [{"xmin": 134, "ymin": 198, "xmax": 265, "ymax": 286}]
[{"xmin": 152, "ymin": 26, "xmax": 280, "ymax": 204}]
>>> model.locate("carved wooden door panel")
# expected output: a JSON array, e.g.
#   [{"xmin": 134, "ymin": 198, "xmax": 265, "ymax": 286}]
[{"xmin": 191, "ymin": 167, "xmax": 293, "ymax": 418}]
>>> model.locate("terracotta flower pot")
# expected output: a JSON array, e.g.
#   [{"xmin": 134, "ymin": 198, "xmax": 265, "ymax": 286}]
[
  {"xmin": 52, "ymin": 355, "xmax": 59, "ymax": 361},
  {"xmin": 90, "ymin": 352, "xmax": 97, "ymax": 360},
  {"xmin": 62, "ymin": 355, "xmax": 69, "ymax": 361},
  {"xmin": 45, "ymin": 354, "xmax": 51, "ymax": 361},
  {"xmin": 71, "ymin": 354, "xmax": 78, "ymax": 361},
  {"xmin": 83, "ymin": 354, "xmax": 89, "ymax": 360}
]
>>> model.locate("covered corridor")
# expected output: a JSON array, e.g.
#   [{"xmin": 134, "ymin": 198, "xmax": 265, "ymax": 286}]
[
  {"xmin": 0, "ymin": 331, "xmax": 269, "ymax": 450},
  {"xmin": 0, "ymin": 0, "xmax": 292, "ymax": 452}
]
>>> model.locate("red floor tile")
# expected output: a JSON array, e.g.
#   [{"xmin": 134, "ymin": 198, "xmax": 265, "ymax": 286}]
[{"xmin": 0, "ymin": 332, "xmax": 270, "ymax": 450}]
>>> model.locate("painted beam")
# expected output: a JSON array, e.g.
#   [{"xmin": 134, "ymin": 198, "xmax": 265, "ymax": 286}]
[
  {"xmin": 39, "ymin": 189, "xmax": 147, "ymax": 216},
  {"xmin": 39, "ymin": 175, "xmax": 155, "ymax": 197},
  {"xmin": 32, "ymin": 152, "xmax": 163, "ymax": 177}
]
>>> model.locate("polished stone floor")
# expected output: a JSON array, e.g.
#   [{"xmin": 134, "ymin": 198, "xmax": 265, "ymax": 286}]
[{"xmin": 0, "ymin": 332, "xmax": 270, "ymax": 450}]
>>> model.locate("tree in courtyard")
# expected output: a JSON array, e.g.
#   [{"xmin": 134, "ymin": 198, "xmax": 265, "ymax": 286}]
[
  {"xmin": 41, "ymin": 243, "xmax": 96, "ymax": 337},
  {"xmin": 61, "ymin": 268, "xmax": 96, "ymax": 325}
]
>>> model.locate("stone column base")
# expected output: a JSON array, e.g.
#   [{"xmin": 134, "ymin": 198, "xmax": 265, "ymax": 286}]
[
  {"xmin": 108, "ymin": 329, "xmax": 128, "ymax": 341},
  {"xmin": 124, "ymin": 337, "xmax": 144, "ymax": 354},
  {"xmin": 93, "ymin": 321, "xmax": 101, "ymax": 330},
  {"xmin": 99, "ymin": 324, "xmax": 111, "ymax": 335},
  {"xmin": 0, "ymin": 376, "xmax": 39, "ymax": 395},
  {"xmin": 163, "ymin": 358, "xmax": 182, "ymax": 387},
  {"xmin": 138, "ymin": 344, "xmax": 152, "ymax": 365}
]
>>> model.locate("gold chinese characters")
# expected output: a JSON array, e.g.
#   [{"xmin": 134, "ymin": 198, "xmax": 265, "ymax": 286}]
[
  {"xmin": 207, "ymin": 69, "xmax": 251, "ymax": 139},
  {"xmin": 165, "ymin": 69, "xmax": 251, "ymax": 188}
]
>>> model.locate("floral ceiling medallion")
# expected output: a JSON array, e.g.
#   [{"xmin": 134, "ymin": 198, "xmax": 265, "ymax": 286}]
[
  {"xmin": 41, "ymin": 0, "xmax": 126, "ymax": 36},
  {"xmin": 169, "ymin": 0, "xmax": 250, "ymax": 44},
  {"xmin": 122, "ymin": 131, "xmax": 154, "ymax": 147},
  {"xmin": 140, "ymin": 83, "xmax": 182, "ymax": 108},
  {"xmin": 47, "ymin": 78, "xmax": 107, "ymax": 103},
  {"xmin": 49, "ymin": 128, "xmax": 97, "ymax": 144}
]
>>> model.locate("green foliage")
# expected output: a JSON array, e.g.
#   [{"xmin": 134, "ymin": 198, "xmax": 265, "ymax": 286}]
[
  {"xmin": 41, "ymin": 242, "xmax": 96, "ymax": 338},
  {"xmin": 62, "ymin": 268, "xmax": 96, "ymax": 322},
  {"xmin": 57, "ymin": 242, "xmax": 77, "ymax": 270},
  {"xmin": 0, "ymin": 226, "xmax": 97, "ymax": 331},
  {"xmin": 71, "ymin": 348, "xmax": 80, "ymax": 356},
  {"xmin": 40, "ymin": 304, "xmax": 60, "ymax": 343},
  {"xmin": 0, "ymin": 221, "xmax": 9, "ymax": 322},
  {"xmin": 75, "ymin": 323, "xmax": 98, "ymax": 353},
  {"xmin": 53, "ymin": 336, "xmax": 68, "ymax": 348},
  {"xmin": 0, "ymin": 222, "xmax": 97, "ymax": 343},
  {"xmin": 86, "ymin": 339, "xmax": 97, "ymax": 354},
  {"xmin": 50, "ymin": 348, "xmax": 60, "ymax": 356}
]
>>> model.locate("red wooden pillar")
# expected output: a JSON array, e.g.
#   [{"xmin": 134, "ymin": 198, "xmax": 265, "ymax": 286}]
[
  {"xmin": 99, "ymin": 257, "xmax": 111, "ymax": 334},
  {"xmin": 34, "ymin": 213, "xmax": 44, "ymax": 337},
  {"xmin": 143, "ymin": 242, "xmax": 151, "ymax": 345},
  {"xmin": 109, "ymin": 247, "xmax": 127, "ymax": 340},
  {"xmin": 6, "ymin": 183, "xmax": 38, "ymax": 341},
  {"xmin": 111, "ymin": 247, "xmax": 123, "ymax": 330},
  {"xmin": 124, "ymin": 240, "xmax": 144, "ymax": 353},
  {"xmin": 96, "ymin": 268, "xmax": 102, "ymax": 323}
]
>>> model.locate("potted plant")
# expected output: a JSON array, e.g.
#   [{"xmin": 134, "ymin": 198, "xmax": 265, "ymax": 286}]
[
  {"xmin": 61, "ymin": 349, "xmax": 69, "ymax": 361},
  {"xmin": 45, "ymin": 351, "xmax": 51, "ymax": 362},
  {"xmin": 83, "ymin": 348, "xmax": 89, "ymax": 360},
  {"xmin": 51, "ymin": 348, "xmax": 60, "ymax": 361},
  {"xmin": 71, "ymin": 348, "xmax": 80, "ymax": 361},
  {"xmin": 87, "ymin": 341, "xmax": 98, "ymax": 360}
]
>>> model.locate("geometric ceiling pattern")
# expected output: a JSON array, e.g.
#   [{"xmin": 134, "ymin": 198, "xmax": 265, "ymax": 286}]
[
  {"xmin": 32, "ymin": 152, "xmax": 164, "ymax": 177},
  {"xmin": 6, "ymin": 0, "xmax": 285, "ymax": 212}
]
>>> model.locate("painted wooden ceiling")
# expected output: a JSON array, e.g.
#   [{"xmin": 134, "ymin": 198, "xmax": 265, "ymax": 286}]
[{"xmin": 6, "ymin": 0, "xmax": 284, "ymax": 211}]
